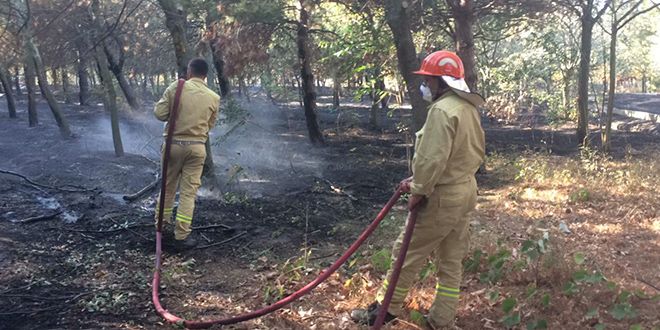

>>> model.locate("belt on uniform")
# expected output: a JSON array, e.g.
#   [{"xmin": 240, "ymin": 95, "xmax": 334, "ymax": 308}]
[{"xmin": 171, "ymin": 140, "xmax": 205, "ymax": 145}]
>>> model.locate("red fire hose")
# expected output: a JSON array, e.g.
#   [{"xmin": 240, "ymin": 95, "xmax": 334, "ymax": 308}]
[{"xmin": 152, "ymin": 79, "xmax": 418, "ymax": 329}]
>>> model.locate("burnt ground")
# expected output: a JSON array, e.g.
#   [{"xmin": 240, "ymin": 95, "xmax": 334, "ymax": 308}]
[{"xmin": 0, "ymin": 93, "xmax": 658, "ymax": 330}]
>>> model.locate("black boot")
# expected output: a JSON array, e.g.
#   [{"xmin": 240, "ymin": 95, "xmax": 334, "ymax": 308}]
[
  {"xmin": 350, "ymin": 302, "xmax": 397, "ymax": 326},
  {"xmin": 173, "ymin": 236, "xmax": 198, "ymax": 252}
]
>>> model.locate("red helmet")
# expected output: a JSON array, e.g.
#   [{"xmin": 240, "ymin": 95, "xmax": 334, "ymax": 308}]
[{"xmin": 413, "ymin": 51, "xmax": 464, "ymax": 79}]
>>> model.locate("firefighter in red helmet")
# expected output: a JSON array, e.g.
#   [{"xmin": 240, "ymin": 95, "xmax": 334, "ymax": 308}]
[{"xmin": 352, "ymin": 51, "xmax": 486, "ymax": 329}]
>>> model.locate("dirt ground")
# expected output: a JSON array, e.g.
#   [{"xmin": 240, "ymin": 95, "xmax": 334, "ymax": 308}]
[{"xmin": 0, "ymin": 93, "xmax": 658, "ymax": 330}]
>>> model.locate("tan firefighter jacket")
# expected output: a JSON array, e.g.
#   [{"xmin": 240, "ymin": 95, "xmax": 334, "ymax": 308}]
[
  {"xmin": 154, "ymin": 77, "xmax": 220, "ymax": 142},
  {"xmin": 410, "ymin": 90, "xmax": 486, "ymax": 197}
]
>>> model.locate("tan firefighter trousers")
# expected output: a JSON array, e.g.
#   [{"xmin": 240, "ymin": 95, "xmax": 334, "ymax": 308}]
[
  {"xmin": 154, "ymin": 142, "xmax": 206, "ymax": 240},
  {"xmin": 376, "ymin": 176, "xmax": 477, "ymax": 327}
]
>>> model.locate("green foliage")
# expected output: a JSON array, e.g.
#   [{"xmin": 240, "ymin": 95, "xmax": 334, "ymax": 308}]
[
  {"xmin": 479, "ymin": 248, "xmax": 511, "ymax": 284},
  {"xmin": 573, "ymin": 252, "xmax": 586, "ymax": 265},
  {"xmin": 419, "ymin": 261, "xmax": 437, "ymax": 281},
  {"xmin": 410, "ymin": 309, "xmax": 426, "ymax": 326},
  {"xmin": 526, "ymin": 319, "xmax": 548, "ymax": 330},
  {"xmin": 464, "ymin": 249, "xmax": 483, "ymax": 273},
  {"xmin": 609, "ymin": 303, "xmax": 637, "ymax": 321},
  {"xmin": 370, "ymin": 248, "xmax": 391, "ymax": 273},
  {"xmin": 502, "ymin": 297, "xmax": 517, "ymax": 313}
]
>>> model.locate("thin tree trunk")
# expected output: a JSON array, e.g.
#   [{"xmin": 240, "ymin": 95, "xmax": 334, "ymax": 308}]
[
  {"xmin": 13, "ymin": 67, "xmax": 22, "ymax": 96},
  {"xmin": 76, "ymin": 51, "xmax": 91, "ymax": 105},
  {"xmin": 384, "ymin": 0, "xmax": 427, "ymax": 132},
  {"xmin": 104, "ymin": 44, "xmax": 140, "ymax": 110},
  {"xmin": 24, "ymin": 63, "xmax": 38, "ymax": 127},
  {"xmin": 603, "ymin": 2, "xmax": 618, "ymax": 153},
  {"xmin": 332, "ymin": 73, "xmax": 340, "ymax": 108},
  {"xmin": 453, "ymin": 0, "xmax": 478, "ymax": 93},
  {"xmin": 61, "ymin": 67, "xmax": 72, "ymax": 104},
  {"xmin": 297, "ymin": 0, "xmax": 324, "ymax": 145},
  {"xmin": 25, "ymin": 39, "xmax": 72, "ymax": 137},
  {"xmin": 90, "ymin": 0, "xmax": 123, "ymax": 156},
  {"xmin": 0, "ymin": 65, "xmax": 18, "ymax": 118},
  {"xmin": 158, "ymin": 0, "xmax": 189, "ymax": 78},
  {"xmin": 576, "ymin": 14, "xmax": 595, "ymax": 145},
  {"xmin": 50, "ymin": 67, "xmax": 59, "ymax": 90},
  {"xmin": 562, "ymin": 72, "xmax": 572, "ymax": 116}
]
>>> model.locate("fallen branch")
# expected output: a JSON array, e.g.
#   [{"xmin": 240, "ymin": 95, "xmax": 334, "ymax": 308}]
[
  {"xmin": 51, "ymin": 224, "xmax": 152, "ymax": 234},
  {"xmin": 0, "ymin": 169, "xmax": 94, "ymax": 193},
  {"xmin": 638, "ymin": 278, "xmax": 660, "ymax": 292},
  {"xmin": 13, "ymin": 210, "xmax": 63, "ymax": 224},
  {"xmin": 107, "ymin": 216, "xmax": 150, "ymax": 241},
  {"xmin": 195, "ymin": 231, "xmax": 247, "ymax": 250},
  {"xmin": 192, "ymin": 223, "xmax": 233, "ymax": 231},
  {"xmin": 123, "ymin": 175, "xmax": 160, "ymax": 202}
]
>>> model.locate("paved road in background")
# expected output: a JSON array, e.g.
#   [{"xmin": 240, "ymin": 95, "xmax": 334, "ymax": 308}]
[{"xmin": 614, "ymin": 93, "xmax": 660, "ymax": 115}]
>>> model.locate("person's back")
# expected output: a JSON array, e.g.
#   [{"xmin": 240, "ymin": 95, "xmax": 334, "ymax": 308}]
[
  {"xmin": 427, "ymin": 91, "xmax": 485, "ymax": 185},
  {"xmin": 155, "ymin": 77, "xmax": 219, "ymax": 143},
  {"xmin": 153, "ymin": 58, "xmax": 220, "ymax": 251}
]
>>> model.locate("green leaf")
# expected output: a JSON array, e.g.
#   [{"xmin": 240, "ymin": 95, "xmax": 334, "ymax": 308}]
[
  {"xmin": 502, "ymin": 297, "xmax": 517, "ymax": 313},
  {"xmin": 585, "ymin": 271, "xmax": 605, "ymax": 284},
  {"xmin": 371, "ymin": 249, "xmax": 391, "ymax": 273},
  {"xmin": 501, "ymin": 313, "xmax": 521, "ymax": 328},
  {"xmin": 541, "ymin": 293, "xmax": 551, "ymax": 307},
  {"xmin": 526, "ymin": 284, "xmax": 537, "ymax": 299},
  {"xmin": 488, "ymin": 290, "xmax": 500, "ymax": 302},
  {"xmin": 574, "ymin": 252, "xmax": 585, "ymax": 265},
  {"xmin": 527, "ymin": 319, "xmax": 548, "ymax": 330},
  {"xmin": 409, "ymin": 310, "xmax": 425, "ymax": 326},
  {"xmin": 419, "ymin": 261, "xmax": 437, "ymax": 281},
  {"xmin": 585, "ymin": 307, "xmax": 599, "ymax": 318},
  {"xmin": 521, "ymin": 240, "xmax": 535, "ymax": 252},
  {"xmin": 563, "ymin": 281, "xmax": 578, "ymax": 295},
  {"xmin": 594, "ymin": 324, "xmax": 606, "ymax": 330},
  {"xmin": 610, "ymin": 303, "xmax": 637, "ymax": 320},
  {"xmin": 629, "ymin": 325, "xmax": 642, "ymax": 330},
  {"xmin": 573, "ymin": 269, "xmax": 588, "ymax": 282},
  {"xmin": 618, "ymin": 291, "xmax": 632, "ymax": 303}
]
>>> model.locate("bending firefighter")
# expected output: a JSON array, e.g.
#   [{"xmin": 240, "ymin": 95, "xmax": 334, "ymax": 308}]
[
  {"xmin": 154, "ymin": 58, "xmax": 220, "ymax": 250},
  {"xmin": 351, "ymin": 51, "xmax": 485, "ymax": 329}
]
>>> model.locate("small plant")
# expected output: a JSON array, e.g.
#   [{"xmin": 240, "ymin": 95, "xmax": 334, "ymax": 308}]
[
  {"xmin": 569, "ymin": 188, "xmax": 591, "ymax": 203},
  {"xmin": 371, "ymin": 248, "xmax": 391, "ymax": 273},
  {"xmin": 480, "ymin": 248, "xmax": 511, "ymax": 284},
  {"xmin": 500, "ymin": 297, "xmax": 521, "ymax": 328}
]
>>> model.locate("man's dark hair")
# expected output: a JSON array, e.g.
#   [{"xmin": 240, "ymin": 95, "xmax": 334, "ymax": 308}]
[{"xmin": 188, "ymin": 58, "xmax": 209, "ymax": 77}]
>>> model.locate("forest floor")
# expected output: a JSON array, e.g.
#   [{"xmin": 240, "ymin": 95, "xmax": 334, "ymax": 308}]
[{"xmin": 0, "ymin": 93, "xmax": 658, "ymax": 330}]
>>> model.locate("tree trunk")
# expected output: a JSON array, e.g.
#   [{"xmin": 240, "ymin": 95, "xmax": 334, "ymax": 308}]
[
  {"xmin": 61, "ymin": 67, "xmax": 72, "ymax": 104},
  {"xmin": 196, "ymin": 40, "xmax": 219, "ymax": 93},
  {"xmin": 13, "ymin": 67, "xmax": 22, "ymax": 96},
  {"xmin": 641, "ymin": 72, "xmax": 647, "ymax": 93},
  {"xmin": 603, "ymin": 8, "xmax": 618, "ymax": 153},
  {"xmin": 24, "ymin": 63, "xmax": 38, "ymax": 127},
  {"xmin": 452, "ymin": 0, "xmax": 478, "ymax": 93},
  {"xmin": 383, "ymin": 0, "xmax": 427, "ymax": 132},
  {"xmin": 297, "ymin": 0, "xmax": 325, "ymax": 145},
  {"xmin": 76, "ymin": 52, "xmax": 91, "ymax": 106},
  {"xmin": 157, "ymin": 0, "xmax": 190, "ymax": 78},
  {"xmin": 50, "ymin": 67, "xmax": 59, "ymax": 90},
  {"xmin": 332, "ymin": 73, "xmax": 340, "ymax": 108},
  {"xmin": 562, "ymin": 72, "xmax": 572, "ymax": 116},
  {"xmin": 104, "ymin": 44, "xmax": 140, "ymax": 110},
  {"xmin": 26, "ymin": 38, "xmax": 72, "ymax": 137},
  {"xmin": 90, "ymin": 0, "xmax": 123, "ymax": 156},
  {"xmin": 576, "ymin": 13, "xmax": 595, "ymax": 145},
  {"xmin": 0, "ymin": 65, "xmax": 18, "ymax": 118}
]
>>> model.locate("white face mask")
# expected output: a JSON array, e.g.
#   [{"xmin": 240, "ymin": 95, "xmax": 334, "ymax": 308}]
[{"xmin": 419, "ymin": 84, "xmax": 433, "ymax": 102}]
